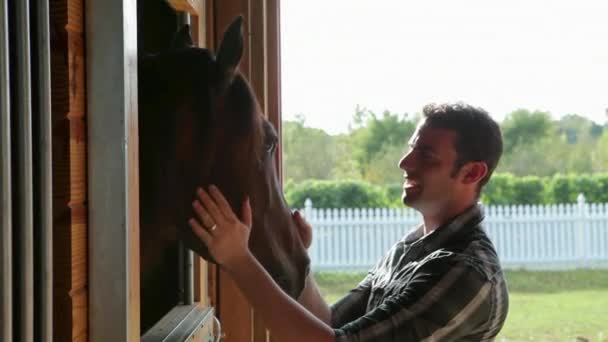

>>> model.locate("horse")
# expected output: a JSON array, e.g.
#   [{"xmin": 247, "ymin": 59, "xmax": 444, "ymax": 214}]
[{"xmin": 137, "ymin": 17, "xmax": 310, "ymax": 331}]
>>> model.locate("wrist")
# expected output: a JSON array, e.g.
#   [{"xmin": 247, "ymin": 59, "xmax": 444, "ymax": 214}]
[{"xmin": 224, "ymin": 250, "xmax": 256, "ymax": 276}]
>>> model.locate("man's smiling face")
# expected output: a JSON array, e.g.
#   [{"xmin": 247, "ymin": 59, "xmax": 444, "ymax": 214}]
[{"xmin": 398, "ymin": 122, "xmax": 462, "ymax": 215}]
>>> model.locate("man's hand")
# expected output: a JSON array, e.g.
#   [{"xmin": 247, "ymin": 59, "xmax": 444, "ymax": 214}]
[{"xmin": 293, "ymin": 210, "xmax": 312, "ymax": 250}]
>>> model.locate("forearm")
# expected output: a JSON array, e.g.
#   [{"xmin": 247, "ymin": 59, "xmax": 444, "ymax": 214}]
[
  {"xmin": 228, "ymin": 253, "xmax": 335, "ymax": 342},
  {"xmin": 298, "ymin": 273, "xmax": 332, "ymax": 324}
]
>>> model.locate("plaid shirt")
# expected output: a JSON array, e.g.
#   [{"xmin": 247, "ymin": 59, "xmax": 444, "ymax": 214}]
[{"xmin": 331, "ymin": 204, "xmax": 509, "ymax": 341}]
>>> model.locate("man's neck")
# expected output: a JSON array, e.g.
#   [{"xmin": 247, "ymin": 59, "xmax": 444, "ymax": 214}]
[{"xmin": 422, "ymin": 200, "xmax": 477, "ymax": 235}]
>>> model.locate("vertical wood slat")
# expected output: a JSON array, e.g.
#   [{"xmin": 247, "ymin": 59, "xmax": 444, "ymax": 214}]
[
  {"xmin": 249, "ymin": 2, "xmax": 267, "ymax": 342},
  {"xmin": 249, "ymin": 0, "xmax": 267, "ymax": 114},
  {"xmin": 167, "ymin": 0, "xmax": 216, "ymax": 313},
  {"xmin": 266, "ymin": 0, "xmax": 282, "ymax": 183},
  {"xmin": 249, "ymin": 1, "xmax": 284, "ymax": 341},
  {"xmin": 50, "ymin": 0, "xmax": 88, "ymax": 340},
  {"xmin": 167, "ymin": 1, "xmax": 211, "ymax": 310},
  {"xmin": 0, "ymin": 0, "xmax": 12, "ymax": 340},
  {"xmin": 212, "ymin": 1, "xmax": 284, "ymax": 341},
  {"xmin": 192, "ymin": 2, "xmax": 212, "ymax": 309},
  {"xmin": 204, "ymin": 8, "xmax": 217, "ymax": 316},
  {"xmin": 214, "ymin": 2, "xmax": 255, "ymax": 342}
]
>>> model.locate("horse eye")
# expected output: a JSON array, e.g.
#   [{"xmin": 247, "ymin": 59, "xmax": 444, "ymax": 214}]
[{"xmin": 266, "ymin": 141, "xmax": 276, "ymax": 153}]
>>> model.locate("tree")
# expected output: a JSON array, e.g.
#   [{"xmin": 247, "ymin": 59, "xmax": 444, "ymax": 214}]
[
  {"xmin": 592, "ymin": 130, "xmax": 608, "ymax": 172},
  {"xmin": 362, "ymin": 143, "xmax": 405, "ymax": 185},
  {"xmin": 501, "ymin": 109, "xmax": 554, "ymax": 155},
  {"xmin": 557, "ymin": 114, "xmax": 603, "ymax": 143},
  {"xmin": 329, "ymin": 134, "xmax": 362, "ymax": 180},
  {"xmin": 349, "ymin": 106, "xmax": 418, "ymax": 184},
  {"xmin": 498, "ymin": 136, "xmax": 564, "ymax": 176},
  {"xmin": 282, "ymin": 117, "xmax": 337, "ymax": 182}
]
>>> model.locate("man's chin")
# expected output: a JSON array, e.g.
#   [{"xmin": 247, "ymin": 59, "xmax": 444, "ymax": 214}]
[{"xmin": 401, "ymin": 193, "xmax": 419, "ymax": 208}]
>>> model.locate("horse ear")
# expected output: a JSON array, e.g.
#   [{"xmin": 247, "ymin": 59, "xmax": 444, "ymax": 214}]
[
  {"xmin": 170, "ymin": 25, "xmax": 193, "ymax": 50},
  {"xmin": 216, "ymin": 16, "xmax": 244, "ymax": 76}
]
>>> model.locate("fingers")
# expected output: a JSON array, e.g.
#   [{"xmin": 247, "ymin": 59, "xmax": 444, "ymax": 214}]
[
  {"xmin": 208, "ymin": 185, "xmax": 237, "ymax": 221},
  {"xmin": 292, "ymin": 210, "xmax": 313, "ymax": 249},
  {"xmin": 189, "ymin": 218, "xmax": 212, "ymax": 246},
  {"xmin": 192, "ymin": 200, "xmax": 215, "ymax": 229},
  {"xmin": 196, "ymin": 187, "xmax": 226, "ymax": 223},
  {"xmin": 293, "ymin": 210, "xmax": 311, "ymax": 228}
]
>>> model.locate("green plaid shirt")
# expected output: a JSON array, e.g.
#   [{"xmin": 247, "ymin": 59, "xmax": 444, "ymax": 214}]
[{"xmin": 331, "ymin": 205, "xmax": 509, "ymax": 341}]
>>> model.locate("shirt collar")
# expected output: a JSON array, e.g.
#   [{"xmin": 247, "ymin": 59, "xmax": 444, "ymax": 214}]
[{"xmin": 403, "ymin": 203, "xmax": 484, "ymax": 249}]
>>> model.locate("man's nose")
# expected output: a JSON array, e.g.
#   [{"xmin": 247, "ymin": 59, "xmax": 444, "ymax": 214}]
[{"xmin": 398, "ymin": 151, "xmax": 414, "ymax": 171}]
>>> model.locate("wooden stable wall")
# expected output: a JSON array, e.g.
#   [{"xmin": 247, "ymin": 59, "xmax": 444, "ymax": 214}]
[
  {"xmin": 211, "ymin": 1, "xmax": 283, "ymax": 341},
  {"xmin": 50, "ymin": 0, "xmax": 87, "ymax": 341},
  {"xmin": 50, "ymin": 0, "xmax": 282, "ymax": 341}
]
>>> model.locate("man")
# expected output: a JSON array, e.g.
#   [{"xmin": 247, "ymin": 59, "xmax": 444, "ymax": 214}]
[{"xmin": 190, "ymin": 102, "xmax": 509, "ymax": 341}]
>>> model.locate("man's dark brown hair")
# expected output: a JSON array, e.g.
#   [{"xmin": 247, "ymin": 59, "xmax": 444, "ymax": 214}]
[{"xmin": 422, "ymin": 102, "xmax": 503, "ymax": 191}]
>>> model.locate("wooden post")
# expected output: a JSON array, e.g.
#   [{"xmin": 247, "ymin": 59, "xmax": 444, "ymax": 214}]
[
  {"xmin": 267, "ymin": 0, "xmax": 283, "ymax": 184},
  {"xmin": 86, "ymin": 0, "xmax": 140, "ymax": 340},
  {"xmin": 213, "ymin": 1, "xmax": 283, "ymax": 341},
  {"xmin": 214, "ymin": 3, "xmax": 256, "ymax": 342},
  {"xmin": 50, "ymin": 0, "xmax": 88, "ymax": 341}
]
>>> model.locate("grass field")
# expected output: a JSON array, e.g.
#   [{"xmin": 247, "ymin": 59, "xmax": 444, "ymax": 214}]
[{"xmin": 314, "ymin": 269, "xmax": 608, "ymax": 341}]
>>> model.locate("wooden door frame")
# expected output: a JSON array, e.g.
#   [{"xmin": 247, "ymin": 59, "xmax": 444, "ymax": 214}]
[
  {"xmin": 85, "ymin": 0, "xmax": 140, "ymax": 340},
  {"xmin": 84, "ymin": 0, "xmax": 282, "ymax": 340}
]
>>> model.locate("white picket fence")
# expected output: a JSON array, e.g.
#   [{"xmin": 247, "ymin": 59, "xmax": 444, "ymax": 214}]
[{"xmin": 302, "ymin": 194, "xmax": 608, "ymax": 271}]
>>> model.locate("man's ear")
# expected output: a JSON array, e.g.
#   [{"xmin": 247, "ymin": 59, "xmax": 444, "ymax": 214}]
[{"xmin": 461, "ymin": 162, "xmax": 488, "ymax": 185}]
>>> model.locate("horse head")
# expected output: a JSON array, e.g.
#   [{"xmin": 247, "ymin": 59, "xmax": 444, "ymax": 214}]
[{"xmin": 138, "ymin": 16, "xmax": 310, "ymax": 329}]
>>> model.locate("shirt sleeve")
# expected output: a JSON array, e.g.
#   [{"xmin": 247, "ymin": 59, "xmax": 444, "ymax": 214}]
[
  {"xmin": 329, "ymin": 272, "xmax": 374, "ymax": 328},
  {"xmin": 333, "ymin": 258, "xmax": 494, "ymax": 342}
]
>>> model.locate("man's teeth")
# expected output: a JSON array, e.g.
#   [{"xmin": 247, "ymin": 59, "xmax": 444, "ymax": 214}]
[{"xmin": 404, "ymin": 180, "xmax": 420, "ymax": 188}]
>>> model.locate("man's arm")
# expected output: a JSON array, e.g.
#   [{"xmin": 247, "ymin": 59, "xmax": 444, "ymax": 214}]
[
  {"xmin": 298, "ymin": 273, "xmax": 332, "ymax": 324},
  {"xmin": 333, "ymin": 259, "xmax": 497, "ymax": 341}
]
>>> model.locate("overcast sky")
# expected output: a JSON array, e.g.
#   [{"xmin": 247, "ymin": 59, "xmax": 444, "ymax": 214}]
[{"xmin": 280, "ymin": 0, "xmax": 608, "ymax": 134}]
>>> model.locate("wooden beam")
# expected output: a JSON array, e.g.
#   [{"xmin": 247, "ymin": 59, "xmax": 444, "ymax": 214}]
[
  {"xmin": 191, "ymin": 0, "xmax": 211, "ymax": 310},
  {"xmin": 50, "ymin": 0, "xmax": 88, "ymax": 340},
  {"xmin": 167, "ymin": 0, "xmax": 203, "ymax": 15},
  {"xmin": 249, "ymin": 2, "xmax": 275, "ymax": 340},
  {"xmin": 213, "ymin": 3, "xmax": 258, "ymax": 339},
  {"xmin": 267, "ymin": 0, "xmax": 282, "ymax": 183},
  {"xmin": 249, "ymin": 0, "xmax": 267, "ymax": 114},
  {"xmin": 85, "ymin": 0, "xmax": 140, "ymax": 340}
]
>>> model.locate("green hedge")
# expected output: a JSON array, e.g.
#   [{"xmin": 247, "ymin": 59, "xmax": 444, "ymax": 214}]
[
  {"xmin": 284, "ymin": 179, "xmax": 391, "ymax": 208},
  {"xmin": 284, "ymin": 173, "xmax": 608, "ymax": 208},
  {"xmin": 546, "ymin": 173, "xmax": 608, "ymax": 204},
  {"xmin": 482, "ymin": 173, "xmax": 608, "ymax": 205},
  {"xmin": 481, "ymin": 174, "xmax": 548, "ymax": 205}
]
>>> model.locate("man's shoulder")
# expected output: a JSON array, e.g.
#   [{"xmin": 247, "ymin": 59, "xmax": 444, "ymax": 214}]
[{"xmin": 415, "ymin": 242, "xmax": 505, "ymax": 284}]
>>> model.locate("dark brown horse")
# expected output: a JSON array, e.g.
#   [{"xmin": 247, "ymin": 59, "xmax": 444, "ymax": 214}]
[{"xmin": 138, "ymin": 17, "xmax": 310, "ymax": 331}]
